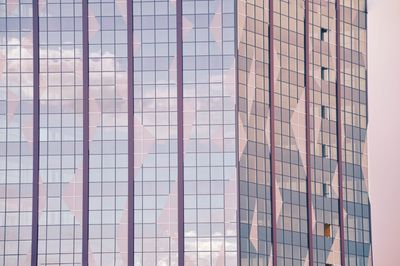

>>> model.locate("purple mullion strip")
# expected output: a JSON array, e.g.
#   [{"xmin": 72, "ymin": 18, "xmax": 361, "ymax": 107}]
[
  {"xmin": 82, "ymin": 0, "xmax": 89, "ymax": 265},
  {"xmin": 234, "ymin": 0, "xmax": 241, "ymax": 263},
  {"xmin": 268, "ymin": 1, "xmax": 277, "ymax": 265},
  {"xmin": 127, "ymin": 0, "xmax": 134, "ymax": 265},
  {"xmin": 336, "ymin": 1, "xmax": 346, "ymax": 265},
  {"xmin": 31, "ymin": 0, "xmax": 40, "ymax": 265},
  {"xmin": 304, "ymin": 0, "xmax": 314, "ymax": 265},
  {"xmin": 176, "ymin": 0, "xmax": 184, "ymax": 265}
]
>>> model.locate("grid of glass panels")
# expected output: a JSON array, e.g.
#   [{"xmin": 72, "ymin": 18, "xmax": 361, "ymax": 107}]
[
  {"xmin": 87, "ymin": 0, "xmax": 129, "ymax": 264},
  {"xmin": 37, "ymin": 0, "xmax": 83, "ymax": 264},
  {"xmin": 182, "ymin": 0, "xmax": 238, "ymax": 264},
  {"xmin": 340, "ymin": 0, "xmax": 371, "ymax": 265},
  {"xmin": 132, "ymin": 0, "xmax": 179, "ymax": 264},
  {"xmin": 309, "ymin": 1, "xmax": 342, "ymax": 265},
  {"xmin": 273, "ymin": 0, "xmax": 309, "ymax": 265},
  {"xmin": 0, "ymin": 1, "xmax": 34, "ymax": 265},
  {"xmin": 0, "ymin": 1, "xmax": 373, "ymax": 265},
  {"xmin": 237, "ymin": 0, "xmax": 273, "ymax": 265}
]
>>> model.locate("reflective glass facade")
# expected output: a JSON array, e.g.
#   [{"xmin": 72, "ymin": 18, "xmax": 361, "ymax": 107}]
[{"xmin": 0, "ymin": 0, "xmax": 372, "ymax": 266}]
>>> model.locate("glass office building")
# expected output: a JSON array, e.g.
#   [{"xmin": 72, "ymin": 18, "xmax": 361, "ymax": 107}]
[{"xmin": 0, "ymin": 0, "xmax": 372, "ymax": 265}]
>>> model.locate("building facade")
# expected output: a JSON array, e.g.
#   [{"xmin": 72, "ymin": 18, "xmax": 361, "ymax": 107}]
[{"xmin": 0, "ymin": 0, "xmax": 372, "ymax": 265}]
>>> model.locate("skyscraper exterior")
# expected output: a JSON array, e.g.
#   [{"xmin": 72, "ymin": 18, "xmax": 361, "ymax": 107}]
[{"xmin": 0, "ymin": 0, "xmax": 372, "ymax": 265}]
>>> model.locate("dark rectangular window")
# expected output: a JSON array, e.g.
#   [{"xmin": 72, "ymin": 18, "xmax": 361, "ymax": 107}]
[
  {"xmin": 323, "ymin": 183, "xmax": 330, "ymax": 197},
  {"xmin": 322, "ymin": 144, "xmax": 328, "ymax": 158},
  {"xmin": 321, "ymin": 105, "xmax": 328, "ymax": 119},
  {"xmin": 321, "ymin": 28, "xmax": 328, "ymax": 41},
  {"xmin": 321, "ymin": 67, "xmax": 328, "ymax": 80}
]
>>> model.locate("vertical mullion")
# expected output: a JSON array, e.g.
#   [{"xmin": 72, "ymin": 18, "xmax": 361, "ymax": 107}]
[
  {"xmin": 304, "ymin": 0, "xmax": 314, "ymax": 265},
  {"xmin": 234, "ymin": 0, "xmax": 241, "ymax": 263},
  {"xmin": 127, "ymin": 0, "xmax": 135, "ymax": 265},
  {"xmin": 176, "ymin": 0, "xmax": 184, "ymax": 265},
  {"xmin": 31, "ymin": 0, "xmax": 40, "ymax": 265},
  {"xmin": 82, "ymin": 0, "xmax": 89, "ymax": 265},
  {"xmin": 268, "ymin": 0, "xmax": 278, "ymax": 265},
  {"xmin": 336, "ymin": 0, "xmax": 346, "ymax": 265}
]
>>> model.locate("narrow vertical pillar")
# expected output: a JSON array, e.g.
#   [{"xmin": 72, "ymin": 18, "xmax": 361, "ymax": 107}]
[
  {"xmin": 31, "ymin": 0, "xmax": 40, "ymax": 265},
  {"xmin": 336, "ymin": 1, "xmax": 346, "ymax": 265},
  {"xmin": 234, "ymin": 0, "xmax": 241, "ymax": 263},
  {"xmin": 127, "ymin": 0, "xmax": 135, "ymax": 265},
  {"xmin": 268, "ymin": 1, "xmax": 278, "ymax": 265},
  {"xmin": 82, "ymin": 0, "xmax": 89, "ymax": 265},
  {"xmin": 304, "ymin": 0, "xmax": 314, "ymax": 265},
  {"xmin": 176, "ymin": 0, "xmax": 184, "ymax": 265}
]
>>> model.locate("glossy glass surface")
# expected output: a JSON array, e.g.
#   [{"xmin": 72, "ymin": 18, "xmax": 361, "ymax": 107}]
[
  {"xmin": 0, "ymin": 0, "xmax": 371, "ymax": 265},
  {"xmin": 237, "ymin": 0, "xmax": 273, "ymax": 265},
  {"xmin": 0, "ymin": 1, "xmax": 34, "ymax": 265},
  {"xmin": 182, "ymin": 0, "xmax": 238, "ymax": 264}
]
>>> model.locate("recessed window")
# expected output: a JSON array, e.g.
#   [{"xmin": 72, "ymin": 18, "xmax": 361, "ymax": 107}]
[
  {"xmin": 321, "ymin": 105, "xmax": 328, "ymax": 119},
  {"xmin": 323, "ymin": 183, "xmax": 330, "ymax": 197},
  {"xmin": 324, "ymin": 224, "xmax": 332, "ymax": 237},
  {"xmin": 321, "ymin": 28, "xmax": 328, "ymax": 41},
  {"xmin": 321, "ymin": 67, "xmax": 328, "ymax": 80},
  {"xmin": 322, "ymin": 144, "xmax": 328, "ymax": 158}
]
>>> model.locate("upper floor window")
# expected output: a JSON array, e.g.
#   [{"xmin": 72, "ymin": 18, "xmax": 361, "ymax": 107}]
[
  {"xmin": 321, "ymin": 67, "xmax": 328, "ymax": 80},
  {"xmin": 323, "ymin": 183, "xmax": 330, "ymax": 197},
  {"xmin": 321, "ymin": 28, "xmax": 328, "ymax": 41},
  {"xmin": 321, "ymin": 105, "xmax": 328, "ymax": 119},
  {"xmin": 322, "ymin": 144, "xmax": 328, "ymax": 158},
  {"xmin": 324, "ymin": 223, "xmax": 332, "ymax": 238}
]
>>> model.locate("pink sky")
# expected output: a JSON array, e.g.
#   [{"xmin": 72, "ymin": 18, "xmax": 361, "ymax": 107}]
[{"xmin": 368, "ymin": 0, "xmax": 400, "ymax": 265}]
